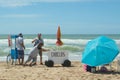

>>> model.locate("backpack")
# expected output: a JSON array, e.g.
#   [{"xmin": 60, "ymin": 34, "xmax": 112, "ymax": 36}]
[{"xmin": 100, "ymin": 66, "xmax": 108, "ymax": 72}]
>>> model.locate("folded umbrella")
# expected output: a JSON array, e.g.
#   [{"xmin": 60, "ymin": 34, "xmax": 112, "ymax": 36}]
[{"xmin": 56, "ymin": 26, "xmax": 63, "ymax": 46}]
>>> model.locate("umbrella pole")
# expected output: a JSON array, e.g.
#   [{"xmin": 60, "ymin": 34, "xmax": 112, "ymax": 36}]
[{"xmin": 56, "ymin": 46, "xmax": 61, "ymax": 51}]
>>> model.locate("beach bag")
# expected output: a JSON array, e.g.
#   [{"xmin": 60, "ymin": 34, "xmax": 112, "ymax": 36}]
[
  {"xmin": 100, "ymin": 66, "xmax": 108, "ymax": 72},
  {"xmin": 91, "ymin": 67, "xmax": 96, "ymax": 73},
  {"xmin": 83, "ymin": 64, "xmax": 91, "ymax": 72},
  {"xmin": 86, "ymin": 65, "xmax": 92, "ymax": 72},
  {"xmin": 83, "ymin": 64, "xmax": 87, "ymax": 72},
  {"xmin": 83, "ymin": 64, "xmax": 96, "ymax": 72}
]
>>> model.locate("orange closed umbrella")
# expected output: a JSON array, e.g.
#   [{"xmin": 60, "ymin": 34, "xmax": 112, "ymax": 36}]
[
  {"xmin": 57, "ymin": 26, "xmax": 61, "ymax": 39},
  {"xmin": 56, "ymin": 26, "xmax": 63, "ymax": 46}
]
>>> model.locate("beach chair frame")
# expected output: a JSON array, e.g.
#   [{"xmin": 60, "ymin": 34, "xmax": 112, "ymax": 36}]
[{"xmin": 6, "ymin": 35, "xmax": 18, "ymax": 65}]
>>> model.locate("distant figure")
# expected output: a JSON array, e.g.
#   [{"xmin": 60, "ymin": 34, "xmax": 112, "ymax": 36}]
[
  {"xmin": 32, "ymin": 33, "xmax": 44, "ymax": 65},
  {"xmin": 16, "ymin": 33, "xmax": 25, "ymax": 65}
]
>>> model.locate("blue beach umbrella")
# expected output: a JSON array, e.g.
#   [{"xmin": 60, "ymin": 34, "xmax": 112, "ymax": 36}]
[{"xmin": 81, "ymin": 36, "xmax": 119, "ymax": 66}]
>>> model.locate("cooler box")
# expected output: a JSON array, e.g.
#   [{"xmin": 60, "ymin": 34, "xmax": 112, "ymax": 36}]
[
  {"xmin": 48, "ymin": 51, "xmax": 68, "ymax": 64},
  {"xmin": 45, "ymin": 51, "xmax": 71, "ymax": 67}
]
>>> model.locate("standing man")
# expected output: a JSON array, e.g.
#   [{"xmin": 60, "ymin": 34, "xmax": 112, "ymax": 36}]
[
  {"xmin": 16, "ymin": 33, "xmax": 25, "ymax": 65},
  {"xmin": 32, "ymin": 33, "xmax": 44, "ymax": 65}
]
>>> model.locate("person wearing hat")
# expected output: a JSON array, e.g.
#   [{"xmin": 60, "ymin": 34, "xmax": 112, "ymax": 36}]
[
  {"xmin": 16, "ymin": 33, "xmax": 25, "ymax": 65},
  {"xmin": 32, "ymin": 33, "xmax": 44, "ymax": 65}
]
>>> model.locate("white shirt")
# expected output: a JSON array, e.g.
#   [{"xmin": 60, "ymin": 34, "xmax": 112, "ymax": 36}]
[{"xmin": 16, "ymin": 36, "xmax": 24, "ymax": 50}]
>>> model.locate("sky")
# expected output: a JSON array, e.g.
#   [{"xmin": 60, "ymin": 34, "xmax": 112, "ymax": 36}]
[{"xmin": 0, "ymin": 0, "xmax": 120, "ymax": 34}]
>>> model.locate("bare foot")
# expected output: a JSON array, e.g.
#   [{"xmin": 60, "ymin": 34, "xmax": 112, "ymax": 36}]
[{"xmin": 40, "ymin": 62, "xmax": 43, "ymax": 65}]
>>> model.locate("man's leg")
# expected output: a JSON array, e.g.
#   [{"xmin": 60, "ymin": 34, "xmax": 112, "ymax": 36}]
[
  {"xmin": 20, "ymin": 50, "xmax": 24, "ymax": 65},
  {"xmin": 39, "ymin": 49, "xmax": 43, "ymax": 65},
  {"xmin": 18, "ymin": 58, "xmax": 20, "ymax": 64},
  {"xmin": 22, "ymin": 58, "xmax": 24, "ymax": 65},
  {"xmin": 18, "ymin": 50, "xmax": 21, "ymax": 64}
]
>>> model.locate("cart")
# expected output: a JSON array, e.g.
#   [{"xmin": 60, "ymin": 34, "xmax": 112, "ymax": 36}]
[
  {"xmin": 45, "ymin": 51, "xmax": 71, "ymax": 67},
  {"xmin": 6, "ymin": 35, "xmax": 18, "ymax": 65}
]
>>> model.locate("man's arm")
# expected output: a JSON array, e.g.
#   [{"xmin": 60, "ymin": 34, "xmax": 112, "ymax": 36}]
[
  {"xmin": 42, "ymin": 48, "xmax": 50, "ymax": 52},
  {"xmin": 32, "ymin": 37, "xmax": 37, "ymax": 43}
]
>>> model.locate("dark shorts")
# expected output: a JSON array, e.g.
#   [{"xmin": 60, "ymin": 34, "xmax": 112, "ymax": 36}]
[{"xmin": 18, "ymin": 50, "xmax": 24, "ymax": 59}]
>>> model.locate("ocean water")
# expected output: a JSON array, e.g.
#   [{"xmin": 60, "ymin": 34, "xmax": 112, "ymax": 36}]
[{"xmin": 0, "ymin": 34, "xmax": 120, "ymax": 61}]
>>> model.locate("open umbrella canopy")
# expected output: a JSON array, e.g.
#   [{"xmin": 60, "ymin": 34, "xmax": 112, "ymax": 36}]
[
  {"xmin": 81, "ymin": 36, "xmax": 119, "ymax": 66},
  {"xmin": 56, "ymin": 26, "xmax": 63, "ymax": 46}
]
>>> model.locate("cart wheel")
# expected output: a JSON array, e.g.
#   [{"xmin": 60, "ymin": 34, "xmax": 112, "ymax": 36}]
[
  {"xmin": 6, "ymin": 54, "xmax": 13, "ymax": 65},
  {"xmin": 62, "ymin": 59, "xmax": 71, "ymax": 67},
  {"xmin": 47, "ymin": 60, "xmax": 54, "ymax": 67},
  {"xmin": 45, "ymin": 60, "xmax": 48, "ymax": 66}
]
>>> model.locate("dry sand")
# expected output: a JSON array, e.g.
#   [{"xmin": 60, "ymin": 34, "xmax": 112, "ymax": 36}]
[{"xmin": 0, "ymin": 61, "xmax": 120, "ymax": 80}]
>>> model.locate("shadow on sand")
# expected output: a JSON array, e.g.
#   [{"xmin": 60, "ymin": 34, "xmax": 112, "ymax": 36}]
[{"xmin": 93, "ymin": 70, "xmax": 120, "ymax": 75}]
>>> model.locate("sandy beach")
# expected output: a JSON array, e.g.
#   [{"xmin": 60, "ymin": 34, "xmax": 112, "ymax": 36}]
[{"xmin": 0, "ymin": 61, "xmax": 120, "ymax": 80}]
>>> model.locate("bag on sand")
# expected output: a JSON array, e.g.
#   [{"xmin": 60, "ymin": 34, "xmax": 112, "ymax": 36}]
[
  {"xmin": 83, "ymin": 64, "xmax": 96, "ymax": 73},
  {"xmin": 100, "ymin": 66, "xmax": 108, "ymax": 72}
]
